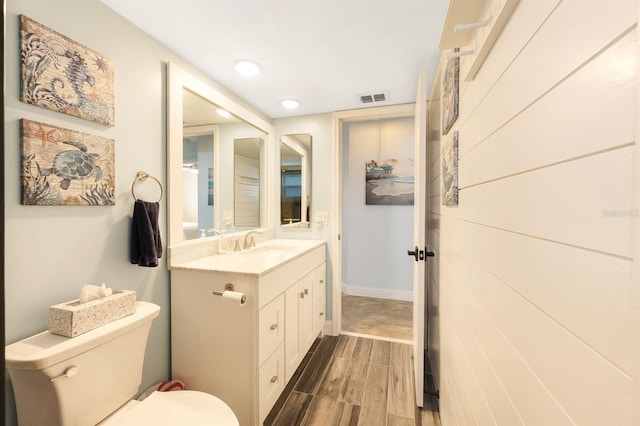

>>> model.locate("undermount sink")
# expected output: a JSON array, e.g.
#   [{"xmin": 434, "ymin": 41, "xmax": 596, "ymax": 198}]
[{"xmin": 170, "ymin": 238, "xmax": 326, "ymax": 276}]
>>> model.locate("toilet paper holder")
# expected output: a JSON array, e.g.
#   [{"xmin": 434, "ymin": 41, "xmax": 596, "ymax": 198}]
[{"xmin": 212, "ymin": 283, "xmax": 247, "ymax": 306}]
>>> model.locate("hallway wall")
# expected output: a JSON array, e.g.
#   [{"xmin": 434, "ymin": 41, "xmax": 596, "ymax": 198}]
[{"xmin": 428, "ymin": 1, "xmax": 637, "ymax": 424}]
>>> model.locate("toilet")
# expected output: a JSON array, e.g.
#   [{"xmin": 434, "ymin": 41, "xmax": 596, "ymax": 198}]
[{"xmin": 5, "ymin": 301, "xmax": 238, "ymax": 426}]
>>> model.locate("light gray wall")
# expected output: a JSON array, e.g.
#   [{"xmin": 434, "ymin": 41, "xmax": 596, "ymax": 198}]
[{"xmin": 4, "ymin": 1, "xmax": 269, "ymax": 424}]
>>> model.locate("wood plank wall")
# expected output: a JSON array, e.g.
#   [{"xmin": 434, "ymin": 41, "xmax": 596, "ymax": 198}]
[{"xmin": 427, "ymin": 1, "xmax": 637, "ymax": 424}]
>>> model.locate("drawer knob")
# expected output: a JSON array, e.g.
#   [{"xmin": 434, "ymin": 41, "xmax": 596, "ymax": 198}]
[
  {"xmin": 320, "ymin": 280, "xmax": 324, "ymax": 284},
  {"xmin": 304, "ymin": 288, "xmax": 309, "ymax": 295},
  {"xmin": 300, "ymin": 292, "xmax": 305, "ymax": 299},
  {"xmin": 319, "ymin": 312, "xmax": 324, "ymax": 316},
  {"xmin": 270, "ymin": 323, "xmax": 278, "ymax": 331},
  {"xmin": 270, "ymin": 376, "xmax": 278, "ymax": 383}
]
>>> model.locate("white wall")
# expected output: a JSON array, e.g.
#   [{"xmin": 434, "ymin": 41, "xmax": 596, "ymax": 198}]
[
  {"xmin": 343, "ymin": 117, "xmax": 414, "ymax": 300},
  {"xmin": 428, "ymin": 0, "xmax": 638, "ymax": 424},
  {"xmin": 4, "ymin": 1, "xmax": 269, "ymax": 424}
]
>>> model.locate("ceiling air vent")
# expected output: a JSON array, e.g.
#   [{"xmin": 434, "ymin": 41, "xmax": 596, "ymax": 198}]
[{"xmin": 358, "ymin": 92, "xmax": 388, "ymax": 104}]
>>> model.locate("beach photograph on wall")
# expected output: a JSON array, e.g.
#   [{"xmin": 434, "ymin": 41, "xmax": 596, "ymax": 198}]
[
  {"xmin": 21, "ymin": 119, "xmax": 115, "ymax": 206},
  {"xmin": 365, "ymin": 158, "xmax": 414, "ymax": 205},
  {"xmin": 442, "ymin": 130, "xmax": 459, "ymax": 205},
  {"xmin": 20, "ymin": 15, "xmax": 115, "ymax": 126}
]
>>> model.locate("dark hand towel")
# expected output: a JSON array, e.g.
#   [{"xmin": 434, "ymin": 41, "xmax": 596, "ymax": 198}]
[{"xmin": 130, "ymin": 200, "xmax": 163, "ymax": 267}]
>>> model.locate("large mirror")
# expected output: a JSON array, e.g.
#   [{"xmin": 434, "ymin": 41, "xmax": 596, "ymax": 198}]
[
  {"xmin": 280, "ymin": 134, "xmax": 311, "ymax": 228},
  {"xmin": 168, "ymin": 63, "xmax": 274, "ymax": 246}
]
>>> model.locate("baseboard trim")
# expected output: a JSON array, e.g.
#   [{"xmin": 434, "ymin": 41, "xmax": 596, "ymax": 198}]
[{"xmin": 341, "ymin": 283, "xmax": 412, "ymax": 301}]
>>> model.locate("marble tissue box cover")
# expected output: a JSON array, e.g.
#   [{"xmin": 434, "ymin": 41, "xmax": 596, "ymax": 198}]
[{"xmin": 49, "ymin": 290, "xmax": 136, "ymax": 337}]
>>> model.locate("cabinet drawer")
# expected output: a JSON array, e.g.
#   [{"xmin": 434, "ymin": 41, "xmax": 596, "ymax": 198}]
[
  {"xmin": 259, "ymin": 294, "xmax": 285, "ymax": 366},
  {"xmin": 259, "ymin": 343, "xmax": 285, "ymax": 423}
]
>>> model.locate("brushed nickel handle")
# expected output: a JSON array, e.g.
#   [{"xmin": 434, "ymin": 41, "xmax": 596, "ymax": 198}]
[
  {"xmin": 270, "ymin": 376, "xmax": 278, "ymax": 383},
  {"xmin": 270, "ymin": 323, "xmax": 278, "ymax": 331}
]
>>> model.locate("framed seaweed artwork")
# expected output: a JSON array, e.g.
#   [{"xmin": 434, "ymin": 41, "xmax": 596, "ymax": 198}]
[
  {"xmin": 20, "ymin": 15, "xmax": 115, "ymax": 126},
  {"xmin": 21, "ymin": 119, "xmax": 115, "ymax": 206},
  {"xmin": 442, "ymin": 48, "xmax": 459, "ymax": 135},
  {"xmin": 442, "ymin": 131, "xmax": 458, "ymax": 205}
]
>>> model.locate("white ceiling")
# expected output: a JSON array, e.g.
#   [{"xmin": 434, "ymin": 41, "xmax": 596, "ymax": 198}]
[{"xmin": 100, "ymin": 0, "xmax": 450, "ymax": 119}]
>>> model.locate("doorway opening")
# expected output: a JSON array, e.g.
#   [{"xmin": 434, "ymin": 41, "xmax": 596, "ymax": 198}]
[{"xmin": 331, "ymin": 104, "xmax": 416, "ymax": 343}]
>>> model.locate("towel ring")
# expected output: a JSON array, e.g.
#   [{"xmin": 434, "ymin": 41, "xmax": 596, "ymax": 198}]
[{"xmin": 131, "ymin": 171, "xmax": 163, "ymax": 202}]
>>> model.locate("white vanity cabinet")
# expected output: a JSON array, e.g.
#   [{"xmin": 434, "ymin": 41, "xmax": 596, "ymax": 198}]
[{"xmin": 170, "ymin": 241, "xmax": 326, "ymax": 426}]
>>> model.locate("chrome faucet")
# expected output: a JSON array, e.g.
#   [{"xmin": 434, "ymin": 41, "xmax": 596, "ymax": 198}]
[{"xmin": 243, "ymin": 230, "xmax": 263, "ymax": 249}]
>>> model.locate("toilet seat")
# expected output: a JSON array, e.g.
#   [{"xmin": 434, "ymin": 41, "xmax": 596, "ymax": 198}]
[{"xmin": 100, "ymin": 390, "xmax": 239, "ymax": 425}]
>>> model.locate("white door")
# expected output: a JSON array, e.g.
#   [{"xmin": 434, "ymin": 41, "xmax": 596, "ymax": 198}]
[{"xmin": 411, "ymin": 69, "xmax": 430, "ymax": 406}]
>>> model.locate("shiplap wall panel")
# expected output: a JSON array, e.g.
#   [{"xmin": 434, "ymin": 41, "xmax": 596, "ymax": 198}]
[
  {"xmin": 452, "ymin": 304, "xmax": 523, "ymax": 426},
  {"xmin": 443, "ymin": 217, "xmax": 633, "ymax": 372},
  {"xmin": 460, "ymin": 30, "xmax": 636, "ymax": 187},
  {"xmin": 452, "ymin": 148, "xmax": 634, "ymax": 257},
  {"xmin": 427, "ymin": 0, "xmax": 637, "ymax": 424},
  {"xmin": 448, "ymin": 232, "xmax": 632, "ymax": 426},
  {"xmin": 459, "ymin": 0, "xmax": 636, "ymax": 157},
  {"xmin": 439, "ymin": 237, "xmax": 574, "ymax": 424},
  {"xmin": 458, "ymin": 0, "xmax": 561, "ymax": 123}
]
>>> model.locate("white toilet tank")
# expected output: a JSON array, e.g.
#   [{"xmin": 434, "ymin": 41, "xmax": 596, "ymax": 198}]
[{"xmin": 6, "ymin": 301, "xmax": 160, "ymax": 426}]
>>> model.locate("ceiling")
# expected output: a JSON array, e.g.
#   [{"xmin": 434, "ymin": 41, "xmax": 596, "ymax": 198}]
[{"xmin": 100, "ymin": 0, "xmax": 450, "ymax": 120}]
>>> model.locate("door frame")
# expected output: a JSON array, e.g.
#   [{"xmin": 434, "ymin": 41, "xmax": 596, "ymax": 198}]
[{"xmin": 330, "ymin": 103, "xmax": 417, "ymax": 337}]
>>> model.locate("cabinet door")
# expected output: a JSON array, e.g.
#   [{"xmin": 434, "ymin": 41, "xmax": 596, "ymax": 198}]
[
  {"xmin": 312, "ymin": 264, "xmax": 326, "ymax": 336},
  {"xmin": 284, "ymin": 271, "xmax": 314, "ymax": 382},
  {"xmin": 285, "ymin": 281, "xmax": 302, "ymax": 382}
]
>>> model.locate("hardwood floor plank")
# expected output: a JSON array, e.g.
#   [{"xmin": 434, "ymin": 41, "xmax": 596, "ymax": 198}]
[
  {"xmin": 295, "ymin": 335, "xmax": 339, "ymax": 394},
  {"xmin": 339, "ymin": 339, "xmax": 372, "ymax": 404},
  {"xmin": 303, "ymin": 395, "xmax": 339, "ymax": 426},
  {"xmin": 388, "ymin": 413, "xmax": 416, "ymax": 426},
  {"xmin": 272, "ymin": 391, "xmax": 313, "ymax": 426},
  {"xmin": 334, "ymin": 334, "xmax": 357, "ymax": 358},
  {"xmin": 317, "ymin": 356, "xmax": 349, "ymax": 398},
  {"xmin": 371, "ymin": 339, "xmax": 391, "ymax": 366},
  {"xmin": 388, "ymin": 343, "xmax": 415, "ymax": 419},
  {"xmin": 332, "ymin": 401, "xmax": 361, "ymax": 426},
  {"xmin": 352, "ymin": 337, "xmax": 374, "ymax": 358},
  {"xmin": 358, "ymin": 362, "xmax": 389, "ymax": 425}
]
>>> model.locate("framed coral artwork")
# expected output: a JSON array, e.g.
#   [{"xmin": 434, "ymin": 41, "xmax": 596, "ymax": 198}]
[
  {"xmin": 20, "ymin": 15, "xmax": 115, "ymax": 126},
  {"xmin": 21, "ymin": 119, "xmax": 115, "ymax": 206},
  {"xmin": 442, "ymin": 48, "xmax": 459, "ymax": 136}
]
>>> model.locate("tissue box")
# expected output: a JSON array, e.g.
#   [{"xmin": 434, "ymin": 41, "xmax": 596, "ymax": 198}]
[{"xmin": 49, "ymin": 290, "xmax": 136, "ymax": 337}]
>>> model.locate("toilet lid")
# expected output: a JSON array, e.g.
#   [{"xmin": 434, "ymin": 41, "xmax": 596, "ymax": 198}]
[{"xmin": 120, "ymin": 390, "xmax": 239, "ymax": 425}]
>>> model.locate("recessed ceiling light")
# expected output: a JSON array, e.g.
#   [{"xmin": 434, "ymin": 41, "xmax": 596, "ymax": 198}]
[
  {"xmin": 216, "ymin": 108, "xmax": 232, "ymax": 118},
  {"xmin": 235, "ymin": 60, "xmax": 260, "ymax": 78},
  {"xmin": 281, "ymin": 99, "xmax": 300, "ymax": 109}
]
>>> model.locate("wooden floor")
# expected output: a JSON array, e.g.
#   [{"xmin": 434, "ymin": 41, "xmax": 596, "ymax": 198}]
[{"xmin": 265, "ymin": 335, "xmax": 441, "ymax": 426}]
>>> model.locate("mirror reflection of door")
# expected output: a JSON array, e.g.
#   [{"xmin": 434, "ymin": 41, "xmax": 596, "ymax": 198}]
[
  {"xmin": 234, "ymin": 137, "xmax": 262, "ymax": 228},
  {"xmin": 280, "ymin": 134, "xmax": 311, "ymax": 228}
]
